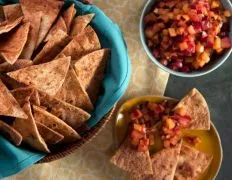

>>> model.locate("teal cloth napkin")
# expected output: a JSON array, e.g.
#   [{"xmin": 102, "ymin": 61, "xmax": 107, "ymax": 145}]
[{"xmin": 0, "ymin": 0, "xmax": 131, "ymax": 178}]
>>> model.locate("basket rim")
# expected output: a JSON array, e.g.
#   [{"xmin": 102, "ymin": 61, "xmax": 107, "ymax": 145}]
[{"xmin": 38, "ymin": 106, "xmax": 116, "ymax": 163}]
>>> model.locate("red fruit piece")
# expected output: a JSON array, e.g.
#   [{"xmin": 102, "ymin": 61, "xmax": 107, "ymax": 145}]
[
  {"xmin": 137, "ymin": 138, "xmax": 150, "ymax": 152},
  {"xmin": 153, "ymin": 49, "xmax": 161, "ymax": 58},
  {"xmin": 180, "ymin": 65, "xmax": 190, "ymax": 72},
  {"xmin": 171, "ymin": 115, "xmax": 191, "ymax": 127},
  {"xmin": 206, "ymin": 35, "xmax": 214, "ymax": 48},
  {"xmin": 130, "ymin": 109, "xmax": 143, "ymax": 121},
  {"xmin": 131, "ymin": 130, "xmax": 144, "ymax": 140},
  {"xmin": 221, "ymin": 37, "xmax": 231, "ymax": 49}
]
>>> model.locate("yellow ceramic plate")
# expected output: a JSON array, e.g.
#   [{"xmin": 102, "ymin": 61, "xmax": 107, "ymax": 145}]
[{"xmin": 115, "ymin": 96, "xmax": 223, "ymax": 180}]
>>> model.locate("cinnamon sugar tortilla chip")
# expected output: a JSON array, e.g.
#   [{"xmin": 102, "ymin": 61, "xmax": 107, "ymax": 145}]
[
  {"xmin": 55, "ymin": 68, "xmax": 93, "ymax": 111},
  {"xmin": 19, "ymin": 11, "xmax": 42, "ymax": 59},
  {"xmin": 3, "ymin": 4, "xmax": 23, "ymax": 21},
  {"xmin": 74, "ymin": 49, "xmax": 110, "ymax": 104},
  {"xmin": 39, "ymin": 92, "xmax": 90, "ymax": 130},
  {"xmin": 0, "ymin": 79, "xmax": 27, "ymax": 118},
  {"xmin": 11, "ymin": 86, "xmax": 40, "ymax": 106},
  {"xmin": 63, "ymin": 4, "xmax": 76, "ymax": 33},
  {"xmin": 13, "ymin": 102, "xmax": 50, "ymax": 152},
  {"xmin": 111, "ymin": 136, "xmax": 153, "ymax": 175},
  {"xmin": 0, "ymin": 16, "xmax": 23, "ymax": 35},
  {"xmin": 0, "ymin": 59, "xmax": 32, "ymax": 90},
  {"xmin": 34, "ymin": 30, "xmax": 71, "ymax": 64},
  {"xmin": 131, "ymin": 142, "xmax": 182, "ymax": 180},
  {"xmin": 56, "ymin": 25, "xmax": 101, "ymax": 60},
  {"xmin": 0, "ymin": 59, "xmax": 32, "ymax": 73},
  {"xmin": 70, "ymin": 14, "xmax": 95, "ymax": 36},
  {"xmin": 0, "ymin": 22, "xmax": 30, "ymax": 64},
  {"xmin": 36, "ymin": 121, "xmax": 64, "ymax": 145},
  {"xmin": 7, "ymin": 57, "xmax": 71, "ymax": 96},
  {"xmin": 175, "ymin": 145, "xmax": 213, "ymax": 180},
  {"xmin": 33, "ymin": 105, "xmax": 80, "ymax": 143},
  {"xmin": 174, "ymin": 88, "xmax": 210, "ymax": 130},
  {"xmin": 44, "ymin": 16, "xmax": 67, "ymax": 42},
  {"xmin": 0, "ymin": 120, "xmax": 22, "ymax": 146}
]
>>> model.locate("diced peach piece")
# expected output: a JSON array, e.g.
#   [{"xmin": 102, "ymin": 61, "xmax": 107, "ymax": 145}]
[
  {"xmin": 213, "ymin": 37, "xmax": 222, "ymax": 50},
  {"xmin": 193, "ymin": 52, "xmax": 210, "ymax": 69},
  {"xmin": 133, "ymin": 124, "xmax": 146, "ymax": 133},
  {"xmin": 168, "ymin": 12, "xmax": 174, "ymax": 19},
  {"xmin": 196, "ymin": 42, "xmax": 204, "ymax": 53},
  {"xmin": 193, "ymin": 137, "xmax": 202, "ymax": 146},
  {"xmin": 182, "ymin": 15, "xmax": 190, "ymax": 21},
  {"xmin": 187, "ymin": 25, "xmax": 196, "ymax": 35},
  {"xmin": 162, "ymin": 29, "xmax": 169, "ymax": 36},
  {"xmin": 165, "ymin": 118, "xmax": 176, "ymax": 129},
  {"xmin": 216, "ymin": 48, "xmax": 223, "ymax": 54},
  {"xmin": 211, "ymin": 1, "xmax": 220, "ymax": 9},
  {"xmin": 183, "ymin": 4, "xmax": 189, "ymax": 13},
  {"xmin": 179, "ymin": 42, "xmax": 188, "ymax": 51},
  {"xmin": 175, "ymin": 107, "xmax": 186, "ymax": 116},
  {"xmin": 224, "ymin": 10, "xmax": 231, "ymax": 17}
]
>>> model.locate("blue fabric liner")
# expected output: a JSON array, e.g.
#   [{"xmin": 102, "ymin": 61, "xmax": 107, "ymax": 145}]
[{"xmin": 0, "ymin": 0, "xmax": 131, "ymax": 178}]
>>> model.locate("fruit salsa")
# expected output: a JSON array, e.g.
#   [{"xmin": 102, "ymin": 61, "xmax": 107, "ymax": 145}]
[
  {"xmin": 128, "ymin": 100, "xmax": 201, "ymax": 152},
  {"xmin": 144, "ymin": 0, "xmax": 232, "ymax": 72}
]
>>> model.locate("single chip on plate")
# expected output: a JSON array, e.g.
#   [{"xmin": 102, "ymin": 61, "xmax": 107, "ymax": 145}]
[
  {"xmin": 131, "ymin": 142, "xmax": 182, "ymax": 180},
  {"xmin": 39, "ymin": 92, "xmax": 90, "ymax": 131},
  {"xmin": 2, "ymin": 3, "xmax": 23, "ymax": 21},
  {"xmin": 0, "ymin": 79, "xmax": 27, "ymax": 119},
  {"xmin": 63, "ymin": 3, "xmax": 76, "ymax": 33},
  {"xmin": 70, "ymin": 13, "xmax": 95, "ymax": 37},
  {"xmin": 7, "ymin": 57, "xmax": 71, "ymax": 96},
  {"xmin": 0, "ymin": 16, "xmax": 23, "ymax": 35},
  {"xmin": 175, "ymin": 145, "xmax": 213, "ymax": 180},
  {"xmin": 173, "ymin": 88, "xmax": 211, "ymax": 130},
  {"xmin": 13, "ymin": 102, "xmax": 50, "ymax": 153},
  {"xmin": 44, "ymin": 16, "xmax": 67, "ymax": 42},
  {"xmin": 55, "ymin": 67, "xmax": 93, "ymax": 111},
  {"xmin": 74, "ymin": 48, "xmax": 110, "ymax": 104},
  {"xmin": 0, "ymin": 22, "xmax": 30, "ymax": 64},
  {"xmin": 36, "ymin": 121, "xmax": 64, "ymax": 145},
  {"xmin": 111, "ymin": 136, "xmax": 153, "ymax": 175},
  {"xmin": 0, "ymin": 120, "xmax": 22, "ymax": 146},
  {"xmin": 33, "ymin": 30, "xmax": 71, "ymax": 64},
  {"xmin": 33, "ymin": 105, "xmax": 80, "ymax": 143},
  {"xmin": 56, "ymin": 25, "xmax": 101, "ymax": 60}
]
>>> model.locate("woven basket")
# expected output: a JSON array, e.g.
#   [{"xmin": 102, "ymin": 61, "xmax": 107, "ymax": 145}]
[{"xmin": 38, "ymin": 106, "xmax": 116, "ymax": 163}]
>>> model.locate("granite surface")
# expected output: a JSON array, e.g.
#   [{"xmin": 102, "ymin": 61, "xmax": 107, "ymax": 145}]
[{"xmin": 165, "ymin": 54, "xmax": 232, "ymax": 180}]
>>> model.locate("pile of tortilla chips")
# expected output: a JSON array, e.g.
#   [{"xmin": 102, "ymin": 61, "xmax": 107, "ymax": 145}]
[
  {"xmin": 111, "ymin": 89, "xmax": 213, "ymax": 180},
  {"xmin": 0, "ymin": 1, "xmax": 110, "ymax": 153}
]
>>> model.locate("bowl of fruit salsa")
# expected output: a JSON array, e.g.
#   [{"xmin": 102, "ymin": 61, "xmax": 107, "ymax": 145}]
[{"xmin": 140, "ymin": 0, "xmax": 232, "ymax": 77}]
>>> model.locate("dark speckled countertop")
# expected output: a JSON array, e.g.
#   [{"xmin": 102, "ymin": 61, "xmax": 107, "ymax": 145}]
[{"xmin": 165, "ymin": 54, "xmax": 232, "ymax": 180}]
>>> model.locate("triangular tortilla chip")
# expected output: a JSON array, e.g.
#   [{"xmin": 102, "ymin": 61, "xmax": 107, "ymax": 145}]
[
  {"xmin": 56, "ymin": 25, "xmax": 101, "ymax": 60},
  {"xmin": 44, "ymin": 16, "xmax": 67, "ymax": 42},
  {"xmin": 0, "ymin": 22, "xmax": 30, "ymax": 64},
  {"xmin": 13, "ymin": 102, "xmax": 50, "ymax": 152},
  {"xmin": 174, "ymin": 88, "xmax": 210, "ymax": 130},
  {"xmin": 0, "ymin": 59, "xmax": 32, "ymax": 90},
  {"xmin": 39, "ymin": 91, "xmax": 90, "ymax": 130},
  {"xmin": 0, "ymin": 16, "xmax": 23, "ymax": 35},
  {"xmin": 0, "ymin": 59, "xmax": 32, "ymax": 73},
  {"xmin": 111, "ymin": 136, "xmax": 153, "ymax": 175},
  {"xmin": 20, "ymin": 0, "xmax": 63, "ymax": 49},
  {"xmin": 33, "ymin": 30, "xmax": 71, "ymax": 65},
  {"xmin": 19, "ymin": 11, "xmax": 42, "ymax": 59},
  {"xmin": 33, "ymin": 105, "xmax": 80, "ymax": 143},
  {"xmin": 74, "ymin": 49, "xmax": 109, "ymax": 104},
  {"xmin": 70, "ymin": 14, "xmax": 95, "ymax": 37},
  {"xmin": 175, "ymin": 145, "xmax": 213, "ymax": 180},
  {"xmin": 11, "ymin": 86, "xmax": 40, "ymax": 106},
  {"xmin": 0, "ymin": 120, "xmax": 22, "ymax": 146},
  {"xmin": 2, "ymin": 4, "xmax": 23, "ymax": 21},
  {"xmin": 7, "ymin": 57, "xmax": 71, "ymax": 96},
  {"xmin": 0, "ymin": 79, "xmax": 27, "ymax": 118},
  {"xmin": 55, "ymin": 68, "xmax": 93, "ymax": 111},
  {"xmin": 131, "ymin": 143, "xmax": 182, "ymax": 180},
  {"xmin": 36, "ymin": 121, "xmax": 64, "ymax": 145},
  {"xmin": 63, "ymin": 4, "xmax": 76, "ymax": 33}
]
